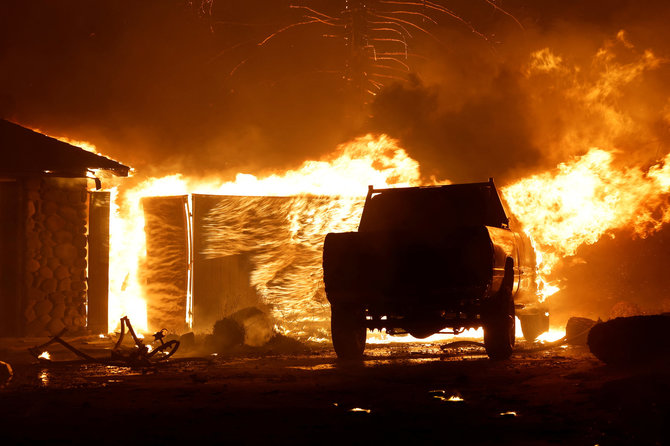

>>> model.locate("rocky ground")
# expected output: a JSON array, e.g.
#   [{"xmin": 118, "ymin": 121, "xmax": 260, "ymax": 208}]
[{"xmin": 0, "ymin": 335, "xmax": 668, "ymax": 445}]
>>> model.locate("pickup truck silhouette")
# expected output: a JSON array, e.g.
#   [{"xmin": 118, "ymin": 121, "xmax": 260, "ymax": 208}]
[{"xmin": 322, "ymin": 179, "xmax": 541, "ymax": 360}]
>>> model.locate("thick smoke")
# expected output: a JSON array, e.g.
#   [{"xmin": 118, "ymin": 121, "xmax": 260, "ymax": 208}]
[
  {"xmin": 0, "ymin": 0, "xmax": 358, "ymax": 177},
  {"xmin": 2, "ymin": 1, "xmax": 669, "ymax": 181},
  {"xmin": 368, "ymin": 0, "xmax": 670, "ymax": 183}
]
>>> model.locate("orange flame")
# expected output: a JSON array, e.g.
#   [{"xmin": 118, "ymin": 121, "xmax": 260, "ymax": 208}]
[
  {"xmin": 54, "ymin": 31, "xmax": 669, "ymax": 343},
  {"xmin": 52, "ymin": 136, "xmax": 99, "ymax": 154},
  {"xmin": 503, "ymin": 31, "xmax": 668, "ymax": 305},
  {"xmin": 503, "ymin": 149, "xmax": 670, "ymax": 301},
  {"xmin": 107, "ymin": 134, "xmax": 427, "ymax": 334}
]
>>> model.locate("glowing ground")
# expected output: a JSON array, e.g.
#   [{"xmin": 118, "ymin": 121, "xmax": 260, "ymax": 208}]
[{"xmin": 0, "ymin": 339, "xmax": 667, "ymax": 445}]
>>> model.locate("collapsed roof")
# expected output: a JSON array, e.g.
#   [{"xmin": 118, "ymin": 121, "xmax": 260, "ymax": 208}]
[{"xmin": 0, "ymin": 119, "xmax": 130, "ymax": 177}]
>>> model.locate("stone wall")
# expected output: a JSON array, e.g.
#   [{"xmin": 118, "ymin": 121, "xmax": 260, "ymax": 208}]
[{"xmin": 23, "ymin": 177, "xmax": 89, "ymax": 336}]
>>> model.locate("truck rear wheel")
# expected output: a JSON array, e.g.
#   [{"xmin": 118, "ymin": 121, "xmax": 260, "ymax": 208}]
[
  {"xmin": 331, "ymin": 303, "xmax": 366, "ymax": 360},
  {"xmin": 483, "ymin": 262, "xmax": 515, "ymax": 360}
]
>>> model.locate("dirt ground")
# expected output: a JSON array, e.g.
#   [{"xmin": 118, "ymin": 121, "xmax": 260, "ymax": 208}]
[{"xmin": 0, "ymin": 336, "xmax": 668, "ymax": 446}]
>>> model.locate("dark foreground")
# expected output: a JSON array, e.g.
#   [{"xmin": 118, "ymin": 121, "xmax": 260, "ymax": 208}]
[{"xmin": 0, "ymin": 338, "xmax": 668, "ymax": 445}]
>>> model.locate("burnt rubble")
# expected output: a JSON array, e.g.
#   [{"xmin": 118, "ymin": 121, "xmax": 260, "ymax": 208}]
[{"xmin": 206, "ymin": 306, "xmax": 307, "ymax": 355}]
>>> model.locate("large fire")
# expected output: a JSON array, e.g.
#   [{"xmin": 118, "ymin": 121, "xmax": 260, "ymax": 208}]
[
  {"xmin": 110, "ymin": 138, "xmax": 670, "ymax": 339},
  {"xmin": 502, "ymin": 30, "xmax": 669, "ymax": 304},
  {"xmin": 44, "ymin": 31, "xmax": 668, "ymax": 343},
  {"xmin": 503, "ymin": 149, "xmax": 670, "ymax": 302},
  {"xmin": 106, "ymin": 134, "xmax": 426, "ymax": 335}
]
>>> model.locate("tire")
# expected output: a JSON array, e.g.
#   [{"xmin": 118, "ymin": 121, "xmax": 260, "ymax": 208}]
[
  {"xmin": 483, "ymin": 261, "xmax": 515, "ymax": 360},
  {"xmin": 331, "ymin": 303, "xmax": 367, "ymax": 360}
]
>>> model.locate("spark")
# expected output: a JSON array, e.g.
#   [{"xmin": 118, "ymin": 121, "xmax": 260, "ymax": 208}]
[
  {"xmin": 371, "ymin": 37, "xmax": 409, "ymax": 49},
  {"xmin": 192, "ymin": 0, "xmax": 525, "ymax": 97},
  {"xmin": 382, "ymin": 10, "xmax": 439, "ymax": 25},
  {"xmin": 305, "ymin": 16, "xmax": 345, "ymax": 28},
  {"xmin": 484, "ymin": 0, "xmax": 525, "ymax": 30},
  {"xmin": 371, "ymin": 27, "xmax": 408, "ymax": 37},
  {"xmin": 376, "ymin": 57, "xmax": 411, "ymax": 71},
  {"xmin": 369, "ymin": 79, "xmax": 385, "ymax": 89},
  {"xmin": 368, "ymin": 72, "xmax": 408, "ymax": 81},
  {"xmin": 371, "ymin": 13, "xmax": 438, "ymax": 41},
  {"xmin": 380, "ymin": 0, "xmax": 489, "ymax": 40},
  {"xmin": 290, "ymin": 5, "xmax": 339, "ymax": 21},
  {"xmin": 375, "ymin": 63, "xmax": 411, "ymax": 73},
  {"xmin": 230, "ymin": 58, "xmax": 248, "ymax": 76},
  {"xmin": 369, "ymin": 19, "xmax": 414, "ymax": 38},
  {"xmin": 259, "ymin": 19, "xmax": 321, "ymax": 46}
]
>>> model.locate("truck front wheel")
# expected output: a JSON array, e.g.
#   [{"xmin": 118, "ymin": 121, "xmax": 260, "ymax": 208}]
[
  {"xmin": 483, "ymin": 262, "xmax": 515, "ymax": 360},
  {"xmin": 331, "ymin": 303, "xmax": 366, "ymax": 360}
]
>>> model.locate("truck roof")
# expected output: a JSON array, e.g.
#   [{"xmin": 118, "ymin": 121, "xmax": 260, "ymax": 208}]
[{"xmin": 358, "ymin": 178, "xmax": 510, "ymax": 232}]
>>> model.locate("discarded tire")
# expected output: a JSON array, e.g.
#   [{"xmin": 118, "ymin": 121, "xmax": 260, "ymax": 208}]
[{"xmin": 587, "ymin": 315, "xmax": 670, "ymax": 365}]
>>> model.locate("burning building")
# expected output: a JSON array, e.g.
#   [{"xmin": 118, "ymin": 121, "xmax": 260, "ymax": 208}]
[
  {"xmin": 107, "ymin": 134, "xmax": 418, "ymax": 340},
  {"xmin": 0, "ymin": 119, "xmax": 129, "ymax": 337},
  {"xmin": 141, "ymin": 194, "xmax": 365, "ymax": 338}
]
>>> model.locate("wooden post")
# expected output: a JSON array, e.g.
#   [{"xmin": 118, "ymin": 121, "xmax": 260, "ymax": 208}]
[{"xmin": 88, "ymin": 191, "xmax": 110, "ymax": 334}]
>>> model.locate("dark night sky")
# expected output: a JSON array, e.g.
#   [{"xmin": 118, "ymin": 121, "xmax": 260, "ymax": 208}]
[{"xmin": 1, "ymin": 0, "xmax": 669, "ymax": 182}]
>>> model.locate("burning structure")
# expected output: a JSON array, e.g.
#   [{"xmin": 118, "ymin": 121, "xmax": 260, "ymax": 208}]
[
  {"xmin": 111, "ymin": 135, "xmax": 416, "ymax": 339},
  {"xmin": 2, "ymin": 2, "xmax": 670, "ymax": 343},
  {"xmin": 0, "ymin": 120, "xmax": 129, "ymax": 336}
]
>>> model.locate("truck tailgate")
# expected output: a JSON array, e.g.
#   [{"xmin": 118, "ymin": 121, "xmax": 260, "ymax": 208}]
[{"xmin": 323, "ymin": 227, "xmax": 493, "ymax": 302}]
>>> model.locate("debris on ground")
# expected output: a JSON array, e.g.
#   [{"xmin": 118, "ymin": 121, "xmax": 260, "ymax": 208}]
[
  {"xmin": 206, "ymin": 306, "xmax": 304, "ymax": 354},
  {"xmin": 27, "ymin": 316, "xmax": 180, "ymax": 367},
  {"xmin": 179, "ymin": 332, "xmax": 196, "ymax": 351},
  {"xmin": 265, "ymin": 333, "xmax": 310, "ymax": 354},
  {"xmin": 110, "ymin": 317, "xmax": 180, "ymax": 366},
  {"xmin": 208, "ymin": 318, "xmax": 245, "ymax": 352}
]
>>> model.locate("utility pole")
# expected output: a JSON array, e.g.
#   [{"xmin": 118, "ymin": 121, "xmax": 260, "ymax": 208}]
[{"xmin": 344, "ymin": 0, "xmax": 374, "ymax": 106}]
